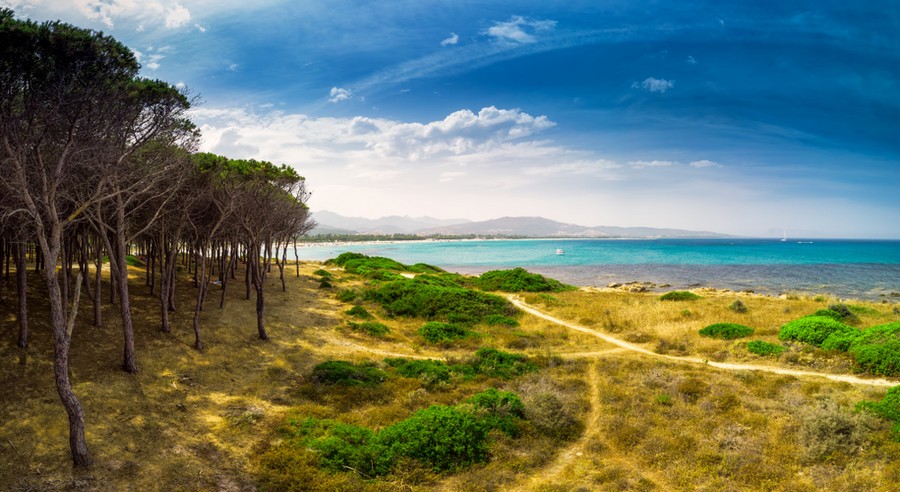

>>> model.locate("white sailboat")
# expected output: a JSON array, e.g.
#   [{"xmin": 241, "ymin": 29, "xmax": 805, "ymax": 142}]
[{"xmin": 780, "ymin": 231, "xmax": 787, "ymax": 242}]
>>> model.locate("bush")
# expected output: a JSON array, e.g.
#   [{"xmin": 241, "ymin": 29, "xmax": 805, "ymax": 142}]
[
  {"xmin": 820, "ymin": 329, "xmax": 862, "ymax": 351},
  {"xmin": 310, "ymin": 361, "xmax": 386, "ymax": 387},
  {"xmin": 384, "ymin": 358, "xmax": 473, "ymax": 383},
  {"xmin": 699, "ymin": 323, "xmax": 753, "ymax": 340},
  {"xmin": 313, "ymin": 269, "xmax": 333, "ymax": 278},
  {"xmin": 525, "ymin": 392, "xmax": 580, "ymax": 439},
  {"xmin": 418, "ymin": 322, "xmax": 472, "ymax": 344},
  {"xmin": 746, "ymin": 340, "xmax": 785, "ymax": 357},
  {"xmin": 377, "ymin": 405, "xmax": 491, "ymax": 472},
  {"xmin": 659, "ymin": 291, "xmax": 702, "ymax": 301},
  {"xmin": 856, "ymin": 386, "xmax": 900, "ymax": 439},
  {"xmin": 728, "ymin": 299, "xmax": 748, "ymax": 313},
  {"xmin": 346, "ymin": 305, "xmax": 374, "ymax": 320},
  {"xmin": 799, "ymin": 398, "xmax": 877, "ymax": 463},
  {"xmin": 365, "ymin": 278, "xmax": 516, "ymax": 326},
  {"xmin": 483, "ymin": 314, "xmax": 520, "ymax": 327},
  {"xmin": 778, "ymin": 316, "xmax": 854, "ymax": 346},
  {"xmin": 809, "ymin": 309, "xmax": 844, "ymax": 321},
  {"xmin": 475, "ymin": 267, "xmax": 573, "ymax": 293},
  {"xmin": 337, "ymin": 289, "xmax": 357, "ymax": 302},
  {"xmin": 348, "ymin": 321, "xmax": 390, "ymax": 337},
  {"xmin": 470, "ymin": 347, "xmax": 537, "ymax": 379},
  {"xmin": 304, "ymin": 420, "xmax": 392, "ymax": 477},
  {"xmin": 465, "ymin": 388, "xmax": 526, "ymax": 437},
  {"xmin": 850, "ymin": 340, "xmax": 900, "ymax": 376},
  {"xmin": 319, "ymin": 278, "xmax": 332, "ymax": 289}
]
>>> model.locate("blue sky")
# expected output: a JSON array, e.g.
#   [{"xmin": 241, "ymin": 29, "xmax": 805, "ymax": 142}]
[{"xmin": 7, "ymin": 1, "xmax": 900, "ymax": 237}]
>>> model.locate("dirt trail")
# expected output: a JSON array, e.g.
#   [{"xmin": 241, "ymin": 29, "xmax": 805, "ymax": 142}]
[{"xmin": 509, "ymin": 296, "xmax": 898, "ymax": 387}]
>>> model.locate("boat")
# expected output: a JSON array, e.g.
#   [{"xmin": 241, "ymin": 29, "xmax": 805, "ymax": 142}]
[
  {"xmin": 780, "ymin": 231, "xmax": 787, "ymax": 242},
  {"xmin": 556, "ymin": 249, "xmax": 565, "ymax": 255}
]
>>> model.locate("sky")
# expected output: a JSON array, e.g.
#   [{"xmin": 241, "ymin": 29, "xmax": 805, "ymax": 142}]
[{"xmin": 5, "ymin": 1, "xmax": 900, "ymax": 238}]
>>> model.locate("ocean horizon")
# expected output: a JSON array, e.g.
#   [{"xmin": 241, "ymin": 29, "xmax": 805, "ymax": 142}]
[{"xmin": 295, "ymin": 238, "xmax": 900, "ymax": 301}]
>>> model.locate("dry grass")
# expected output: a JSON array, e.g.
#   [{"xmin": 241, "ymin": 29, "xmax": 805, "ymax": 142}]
[{"xmin": 1, "ymin": 264, "xmax": 899, "ymax": 491}]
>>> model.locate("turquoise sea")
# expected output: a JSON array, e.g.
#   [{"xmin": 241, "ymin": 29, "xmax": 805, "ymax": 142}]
[{"xmin": 296, "ymin": 238, "xmax": 900, "ymax": 301}]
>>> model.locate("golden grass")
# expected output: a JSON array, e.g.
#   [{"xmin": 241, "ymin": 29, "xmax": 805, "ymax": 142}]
[{"xmin": 0, "ymin": 264, "xmax": 898, "ymax": 491}]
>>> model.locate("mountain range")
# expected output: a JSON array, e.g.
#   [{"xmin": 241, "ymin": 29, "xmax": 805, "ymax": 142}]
[{"xmin": 310, "ymin": 211, "xmax": 729, "ymax": 238}]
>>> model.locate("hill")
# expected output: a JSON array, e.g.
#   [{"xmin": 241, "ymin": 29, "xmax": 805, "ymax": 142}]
[{"xmin": 311, "ymin": 211, "xmax": 730, "ymax": 238}]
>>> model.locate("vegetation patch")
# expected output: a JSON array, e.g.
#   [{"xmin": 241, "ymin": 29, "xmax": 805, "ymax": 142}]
[
  {"xmin": 699, "ymin": 323, "xmax": 754, "ymax": 340},
  {"xmin": 856, "ymin": 386, "xmax": 900, "ymax": 440},
  {"xmin": 470, "ymin": 347, "xmax": 538, "ymax": 379},
  {"xmin": 347, "ymin": 321, "xmax": 390, "ymax": 337},
  {"xmin": 345, "ymin": 305, "xmax": 374, "ymax": 320},
  {"xmin": 310, "ymin": 361, "xmax": 386, "ymax": 387},
  {"xmin": 386, "ymin": 348, "xmax": 537, "ymax": 383},
  {"xmin": 659, "ymin": 291, "xmax": 702, "ymax": 301},
  {"xmin": 778, "ymin": 316, "xmax": 854, "ymax": 346},
  {"xmin": 728, "ymin": 299, "xmax": 748, "ymax": 313},
  {"xmin": 313, "ymin": 269, "xmax": 333, "ymax": 278},
  {"xmin": 385, "ymin": 358, "xmax": 474, "ymax": 384},
  {"xmin": 337, "ymin": 289, "xmax": 357, "ymax": 302},
  {"xmin": 327, "ymin": 253, "xmax": 447, "ymax": 279},
  {"xmin": 475, "ymin": 267, "xmax": 574, "ymax": 293},
  {"xmin": 265, "ymin": 389, "xmax": 528, "ymax": 479},
  {"xmin": 746, "ymin": 340, "xmax": 786, "ymax": 357},
  {"xmin": 365, "ymin": 278, "xmax": 516, "ymax": 325},
  {"xmin": 419, "ymin": 322, "xmax": 473, "ymax": 344}
]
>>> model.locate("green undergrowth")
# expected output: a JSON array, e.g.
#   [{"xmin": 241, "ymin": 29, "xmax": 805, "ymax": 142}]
[
  {"xmin": 856, "ymin": 386, "xmax": 900, "ymax": 440},
  {"xmin": 326, "ymin": 252, "xmax": 444, "ymax": 278},
  {"xmin": 346, "ymin": 305, "xmax": 374, "ymax": 320},
  {"xmin": 746, "ymin": 340, "xmax": 786, "ymax": 357},
  {"xmin": 348, "ymin": 321, "xmax": 390, "ymax": 337},
  {"xmin": 364, "ymin": 278, "xmax": 517, "ymax": 326},
  {"xmin": 474, "ymin": 267, "xmax": 575, "ymax": 293},
  {"xmin": 699, "ymin": 323, "xmax": 754, "ymax": 340},
  {"xmin": 659, "ymin": 291, "xmax": 702, "ymax": 301},
  {"xmin": 385, "ymin": 347, "xmax": 538, "ymax": 384},
  {"xmin": 261, "ymin": 388, "xmax": 526, "ymax": 482},
  {"xmin": 310, "ymin": 361, "xmax": 387, "ymax": 387},
  {"xmin": 780, "ymin": 317, "xmax": 900, "ymax": 376},
  {"xmin": 419, "ymin": 322, "xmax": 474, "ymax": 344}
]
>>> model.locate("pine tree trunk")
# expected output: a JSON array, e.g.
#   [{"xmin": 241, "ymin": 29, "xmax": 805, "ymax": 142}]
[{"xmin": 15, "ymin": 243, "xmax": 28, "ymax": 348}]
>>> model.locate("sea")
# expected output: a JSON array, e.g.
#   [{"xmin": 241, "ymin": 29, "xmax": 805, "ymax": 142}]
[{"xmin": 295, "ymin": 238, "xmax": 900, "ymax": 301}]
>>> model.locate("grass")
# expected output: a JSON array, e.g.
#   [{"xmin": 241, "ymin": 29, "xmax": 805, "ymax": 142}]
[{"xmin": 2, "ymin": 257, "xmax": 899, "ymax": 491}]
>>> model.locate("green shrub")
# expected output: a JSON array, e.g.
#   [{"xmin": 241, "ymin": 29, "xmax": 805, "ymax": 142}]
[
  {"xmin": 746, "ymin": 340, "xmax": 785, "ymax": 357},
  {"xmin": 778, "ymin": 316, "xmax": 854, "ymax": 346},
  {"xmin": 465, "ymin": 388, "xmax": 525, "ymax": 437},
  {"xmin": 310, "ymin": 361, "xmax": 386, "ymax": 387},
  {"xmin": 659, "ymin": 291, "xmax": 702, "ymax": 301},
  {"xmin": 850, "ymin": 340, "xmax": 900, "ymax": 376},
  {"xmin": 484, "ymin": 314, "xmax": 520, "ymax": 327},
  {"xmin": 699, "ymin": 323, "xmax": 753, "ymax": 339},
  {"xmin": 304, "ymin": 420, "xmax": 393, "ymax": 477},
  {"xmin": 346, "ymin": 305, "xmax": 374, "ymax": 320},
  {"xmin": 728, "ymin": 299, "xmax": 749, "ymax": 313},
  {"xmin": 327, "ymin": 252, "xmax": 367, "ymax": 266},
  {"xmin": 475, "ymin": 267, "xmax": 574, "ymax": 293},
  {"xmin": 313, "ymin": 269, "xmax": 333, "ymax": 278},
  {"xmin": 384, "ymin": 358, "xmax": 473, "ymax": 383},
  {"xmin": 849, "ymin": 321, "xmax": 900, "ymax": 347},
  {"xmin": 820, "ymin": 329, "xmax": 862, "ymax": 351},
  {"xmin": 377, "ymin": 405, "xmax": 490, "ymax": 472},
  {"xmin": 337, "ymin": 289, "xmax": 357, "ymax": 302},
  {"xmin": 365, "ymin": 278, "xmax": 516, "ymax": 326},
  {"xmin": 809, "ymin": 309, "xmax": 844, "ymax": 321},
  {"xmin": 418, "ymin": 322, "xmax": 472, "ymax": 344},
  {"xmin": 348, "ymin": 321, "xmax": 390, "ymax": 337},
  {"xmin": 470, "ymin": 347, "xmax": 537, "ymax": 379},
  {"xmin": 856, "ymin": 386, "xmax": 900, "ymax": 439},
  {"xmin": 319, "ymin": 279, "xmax": 332, "ymax": 289}
]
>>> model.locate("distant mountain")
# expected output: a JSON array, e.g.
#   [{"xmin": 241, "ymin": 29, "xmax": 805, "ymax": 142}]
[
  {"xmin": 418, "ymin": 216, "xmax": 729, "ymax": 238},
  {"xmin": 310, "ymin": 211, "xmax": 470, "ymax": 235},
  {"xmin": 310, "ymin": 212, "xmax": 729, "ymax": 238}
]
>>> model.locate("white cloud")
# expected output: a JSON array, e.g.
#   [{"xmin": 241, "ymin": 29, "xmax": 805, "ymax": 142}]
[
  {"xmin": 486, "ymin": 16, "xmax": 556, "ymax": 44},
  {"xmin": 328, "ymin": 87, "xmax": 352, "ymax": 103},
  {"xmin": 632, "ymin": 77, "xmax": 675, "ymax": 93},
  {"xmin": 628, "ymin": 160, "xmax": 675, "ymax": 169},
  {"xmin": 227, "ymin": 63, "xmax": 238, "ymax": 72},
  {"xmin": 441, "ymin": 32, "xmax": 459, "ymax": 46},
  {"xmin": 689, "ymin": 160, "xmax": 721, "ymax": 168},
  {"xmin": 439, "ymin": 171, "xmax": 467, "ymax": 182},
  {"xmin": 164, "ymin": 3, "xmax": 190, "ymax": 28},
  {"xmin": 194, "ymin": 23, "xmax": 207, "ymax": 33},
  {"xmin": 687, "ymin": 55, "xmax": 697, "ymax": 64}
]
